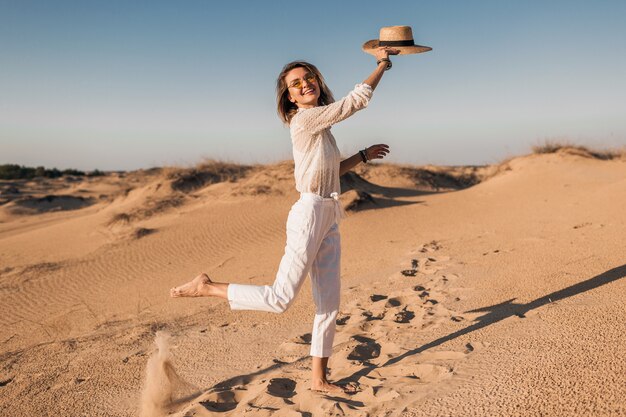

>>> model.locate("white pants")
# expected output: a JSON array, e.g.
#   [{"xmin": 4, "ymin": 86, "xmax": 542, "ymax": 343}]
[{"xmin": 227, "ymin": 193, "xmax": 342, "ymax": 357}]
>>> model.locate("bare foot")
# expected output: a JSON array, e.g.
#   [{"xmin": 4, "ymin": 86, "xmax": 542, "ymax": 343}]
[
  {"xmin": 170, "ymin": 273, "xmax": 213, "ymax": 298},
  {"xmin": 311, "ymin": 379, "xmax": 357, "ymax": 395}
]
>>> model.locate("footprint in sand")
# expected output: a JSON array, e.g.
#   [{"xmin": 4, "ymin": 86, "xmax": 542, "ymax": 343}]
[
  {"xmin": 293, "ymin": 333, "xmax": 311, "ymax": 344},
  {"xmin": 444, "ymin": 273, "xmax": 459, "ymax": 280},
  {"xmin": 465, "ymin": 341, "xmax": 490, "ymax": 352},
  {"xmin": 384, "ymin": 297, "xmax": 402, "ymax": 308},
  {"xmin": 420, "ymin": 261, "xmax": 444, "ymax": 275},
  {"xmin": 199, "ymin": 388, "xmax": 242, "ymax": 412},
  {"xmin": 335, "ymin": 314, "xmax": 350, "ymax": 326},
  {"xmin": 371, "ymin": 386, "xmax": 401, "ymax": 402},
  {"xmin": 418, "ymin": 240, "xmax": 441, "ymax": 253},
  {"xmin": 401, "ymin": 269, "xmax": 417, "ymax": 277},
  {"xmin": 266, "ymin": 378, "xmax": 297, "ymax": 398},
  {"xmin": 402, "ymin": 256, "xmax": 448, "ymax": 276},
  {"xmin": 412, "ymin": 363, "xmax": 454, "ymax": 383},
  {"xmin": 198, "ymin": 378, "xmax": 309, "ymax": 416},
  {"xmin": 361, "ymin": 310, "xmax": 385, "ymax": 321},
  {"xmin": 417, "ymin": 290, "xmax": 430, "ymax": 298},
  {"xmin": 394, "ymin": 308, "xmax": 415, "ymax": 324},
  {"xmin": 347, "ymin": 335, "xmax": 381, "ymax": 362}
]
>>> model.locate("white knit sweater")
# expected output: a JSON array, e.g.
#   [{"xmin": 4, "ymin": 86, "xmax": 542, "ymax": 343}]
[{"xmin": 289, "ymin": 83, "xmax": 373, "ymax": 198}]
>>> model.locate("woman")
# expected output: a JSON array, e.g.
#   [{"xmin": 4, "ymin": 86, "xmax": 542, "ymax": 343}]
[{"xmin": 170, "ymin": 46, "xmax": 398, "ymax": 393}]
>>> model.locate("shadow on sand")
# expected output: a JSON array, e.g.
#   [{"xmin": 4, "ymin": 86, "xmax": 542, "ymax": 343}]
[
  {"xmin": 339, "ymin": 171, "xmax": 455, "ymax": 213},
  {"xmin": 196, "ymin": 264, "xmax": 625, "ymax": 413},
  {"xmin": 340, "ymin": 171, "xmax": 457, "ymax": 200},
  {"xmin": 338, "ymin": 263, "xmax": 626, "ymax": 384}
]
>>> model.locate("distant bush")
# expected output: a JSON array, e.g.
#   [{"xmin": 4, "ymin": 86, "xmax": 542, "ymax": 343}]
[
  {"xmin": 46, "ymin": 168, "xmax": 62, "ymax": 178},
  {"xmin": 34, "ymin": 166, "xmax": 46, "ymax": 177},
  {"xmin": 87, "ymin": 169, "xmax": 105, "ymax": 177},
  {"xmin": 62, "ymin": 168, "xmax": 86, "ymax": 176},
  {"xmin": 0, "ymin": 164, "xmax": 37, "ymax": 179},
  {"xmin": 0, "ymin": 164, "xmax": 101, "ymax": 179}
]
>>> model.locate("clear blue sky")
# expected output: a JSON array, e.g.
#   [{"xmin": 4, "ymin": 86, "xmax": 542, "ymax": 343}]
[{"xmin": 1, "ymin": 0, "xmax": 625, "ymax": 170}]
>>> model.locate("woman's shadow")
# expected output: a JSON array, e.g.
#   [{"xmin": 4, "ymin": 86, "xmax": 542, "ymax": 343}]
[{"xmin": 341, "ymin": 263, "xmax": 626, "ymax": 383}]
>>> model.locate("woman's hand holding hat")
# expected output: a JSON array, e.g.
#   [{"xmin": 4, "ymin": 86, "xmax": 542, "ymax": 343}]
[
  {"xmin": 374, "ymin": 46, "xmax": 400, "ymax": 61},
  {"xmin": 374, "ymin": 46, "xmax": 400, "ymax": 70}
]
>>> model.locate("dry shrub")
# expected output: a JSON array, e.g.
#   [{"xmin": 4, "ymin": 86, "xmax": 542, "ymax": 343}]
[
  {"xmin": 136, "ymin": 195, "xmax": 186, "ymax": 218},
  {"xmin": 10, "ymin": 195, "xmax": 94, "ymax": 214},
  {"xmin": 107, "ymin": 195, "xmax": 185, "ymax": 226},
  {"xmin": 164, "ymin": 159, "xmax": 252, "ymax": 193},
  {"xmin": 400, "ymin": 167, "xmax": 481, "ymax": 191},
  {"xmin": 133, "ymin": 227, "xmax": 156, "ymax": 239},
  {"xmin": 108, "ymin": 212, "xmax": 132, "ymax": 226},
  {"xmin": 232, "ymin": 184, "xmax": 280, "ymax": 196},
  {"xmin": 532, "ymin": 141, "xmax": 623, "ymax": 160}
]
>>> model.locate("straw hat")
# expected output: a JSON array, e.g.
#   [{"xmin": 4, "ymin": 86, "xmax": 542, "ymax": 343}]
[{"xmin": 362, "ymin": 26, "xmax": 431, "ymax": 55}]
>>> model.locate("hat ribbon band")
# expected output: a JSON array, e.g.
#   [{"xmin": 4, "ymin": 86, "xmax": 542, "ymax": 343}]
[{"xmin": 379, "ymin": 40, "xmax": 415, "ymax": 47}]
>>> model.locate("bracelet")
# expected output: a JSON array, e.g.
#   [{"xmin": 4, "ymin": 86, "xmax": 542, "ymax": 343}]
[
  {"xmin": 376, "ymin": 58, "xmax": 392, "ymax": 71},
  {"xmin": 359, "ymin": 149, "xmax": 368, "ymax": 163}
]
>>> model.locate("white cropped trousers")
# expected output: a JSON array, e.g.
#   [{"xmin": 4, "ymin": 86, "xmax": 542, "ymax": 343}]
[{"xmin": 227, "ymin": 193, "xmax": 342, "ymax": 358}]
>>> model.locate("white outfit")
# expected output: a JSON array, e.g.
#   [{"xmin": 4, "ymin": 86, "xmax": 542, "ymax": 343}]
[
  {"xmin": 227, "ymin": 83, "xmax": 373, "ymax": 357},
  {"xmin": 291, "ymin": 83, "xmax": 373, "ymax": 198}
]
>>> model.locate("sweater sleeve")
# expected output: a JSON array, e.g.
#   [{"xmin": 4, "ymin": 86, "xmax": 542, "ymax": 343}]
[{"xmin": 291, "ymin": 83, "xmax": 373, "ymax": 134}]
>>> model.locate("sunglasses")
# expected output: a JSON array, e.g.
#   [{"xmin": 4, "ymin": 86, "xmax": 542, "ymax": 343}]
[{"xmin": 287, "ymin": 73, "xmax": 317, "ymax": 90}]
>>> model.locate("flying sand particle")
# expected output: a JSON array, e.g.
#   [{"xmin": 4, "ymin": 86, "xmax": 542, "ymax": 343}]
[{"xmin": 139, "ymin": 331, "xmax": 197, "ymax": 417}]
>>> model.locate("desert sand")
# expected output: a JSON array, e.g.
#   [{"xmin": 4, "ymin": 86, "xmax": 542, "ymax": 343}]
[{"xmin": 1, "ymin": 147, "xmax": 625, "ymax": 416}]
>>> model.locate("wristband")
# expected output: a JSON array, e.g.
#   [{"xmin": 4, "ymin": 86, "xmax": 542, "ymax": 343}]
[
  {"xmin": 359, "ymin": 149, "xmax": 368, "ymax": 163},
  {"xmin": 376, "ymin": 58, "xmax": 392, "ymax": 71}
]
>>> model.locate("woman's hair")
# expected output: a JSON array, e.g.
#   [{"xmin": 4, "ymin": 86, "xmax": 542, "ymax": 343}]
[{"xmin": 276, "ymin": 61, "xmax": 335, "ymax": 125}]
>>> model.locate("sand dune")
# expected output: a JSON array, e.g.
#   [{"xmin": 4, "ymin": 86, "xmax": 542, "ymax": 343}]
[{"xmin": 1, "ymin": 148, "xmax": 625, "ymax": 416}]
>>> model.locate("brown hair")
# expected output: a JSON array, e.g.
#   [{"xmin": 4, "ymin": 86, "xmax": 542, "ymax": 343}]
[{"xmin": 276, "ymin": 61, "xmax": 335, "ymax": 125}]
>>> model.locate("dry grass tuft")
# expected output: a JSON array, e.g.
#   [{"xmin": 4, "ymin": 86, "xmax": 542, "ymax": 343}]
[
  {"xmin": 400, "ymin": 167, "xmax": 482, "ymax": 191},
  {"xmin": 164, "ymin": 159, "xmax": 252, "ymax": 193},
  {"xmin": 532, "ymin": 141, "xmax": 624, "ymax": 160},
  {"xmin": 136, "ymin": 195, "xmax": 186, "ymax": 218},
  {"xmin": 108, "ymin": 212, "xmax": 132, "ymax": 226},
  {"xmin": 107, "ymin": 194, "xmax": 186, "ymax": 227},
  {"xmin": 132, "ymin": 227, "xmax": 156, "ymax": 239}
]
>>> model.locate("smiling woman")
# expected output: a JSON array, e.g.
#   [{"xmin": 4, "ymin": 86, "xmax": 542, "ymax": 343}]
[
  {"xmin": 275, "ymin": 62, "xmax": 335, "ymax": 124},
  {"xmin": 286, "ymin": 69, "xmax": 319, "ymax": 108},
  {"xmin": 170, "ymin": 48, "xmax": 397, "ymax": 394}
]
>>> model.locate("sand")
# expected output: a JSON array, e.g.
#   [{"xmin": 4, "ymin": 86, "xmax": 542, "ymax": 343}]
[{"xmin": 0, "ymin": 149, "xmax": 625, "ymax": 416}]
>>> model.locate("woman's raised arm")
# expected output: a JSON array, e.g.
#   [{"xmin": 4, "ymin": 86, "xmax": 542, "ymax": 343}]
[
  {"xmin": 362, "ymin": 46, "xmax": 400, "ymax": 91},
  {"xmin": 290, "ymin": 48, "xmax": 400, "ymax": 134}
]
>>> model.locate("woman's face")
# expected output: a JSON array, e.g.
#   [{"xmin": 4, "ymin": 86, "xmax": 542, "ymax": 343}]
[{"xmin": 285, "ymin": 67, "xmax": 320, "ymax": 109}]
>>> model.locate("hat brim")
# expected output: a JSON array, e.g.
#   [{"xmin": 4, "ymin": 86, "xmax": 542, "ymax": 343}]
[{"xmin": 362, "ymin": 40, "xmax": 432, "ymax": 55}]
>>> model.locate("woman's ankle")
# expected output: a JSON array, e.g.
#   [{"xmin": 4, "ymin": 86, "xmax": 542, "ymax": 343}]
[{"xmin": 209, "ymin": 282, "xmax": 229, "ymax": 299}]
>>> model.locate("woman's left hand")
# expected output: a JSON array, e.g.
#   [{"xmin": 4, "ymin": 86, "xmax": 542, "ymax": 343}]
[
  {"xmin": 374, "ymin": 47, "xmax": 401, "ymax": 62},
  {"xmin": 366, "ymin": 144, "xmax": 390, "ymax": 161}
]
